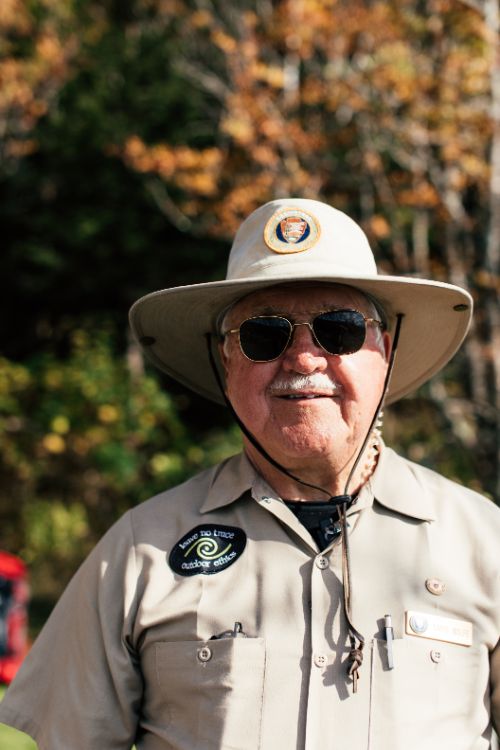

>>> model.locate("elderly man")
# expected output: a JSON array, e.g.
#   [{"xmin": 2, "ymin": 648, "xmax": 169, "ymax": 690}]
[{"xmin": 0, "ymin": 198, "xmax": 499, "ymax": 749}]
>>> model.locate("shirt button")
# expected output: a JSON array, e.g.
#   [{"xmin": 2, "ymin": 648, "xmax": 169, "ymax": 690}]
[
  {"xmin": 430, "ymin": 649, "xmax": 442, "ymax": 663},
  {"xmin": 425, "ymin": 578, "xmax": 446, "ymax": 596},
  {"xmin": 197, "ymin": 646, "xmax": 212, "ymax": 663},
  {"xmin": 316, "ymin": 556, "xmax": 329, "ymax": 570},
  {"xmin": 313, "ymin": 653, "xmax": 327, "ymax": 668}
]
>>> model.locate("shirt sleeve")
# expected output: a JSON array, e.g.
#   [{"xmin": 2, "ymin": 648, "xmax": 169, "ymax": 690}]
[{"xmin": 0, "ymin": 511, "xmax": 142, "ymax": 750}]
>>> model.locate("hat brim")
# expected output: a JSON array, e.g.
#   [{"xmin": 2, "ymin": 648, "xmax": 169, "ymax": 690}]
[{"xmin": 129, "ymin": 273, "xmax": 473, "ymax": 405}]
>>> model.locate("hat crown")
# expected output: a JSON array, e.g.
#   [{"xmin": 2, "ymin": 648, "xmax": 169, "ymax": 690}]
[
  {"xmin": 129, "ymin": 196, "xmax": 473, "ymax": 406},
  {"xmin": 227, "ymin": 198, "xmax": 378, "ymax": 281}
]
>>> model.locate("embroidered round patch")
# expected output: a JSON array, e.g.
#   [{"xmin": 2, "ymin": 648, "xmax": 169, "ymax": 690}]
[
  {"xmin": 263, "ymin": 207, "xmax": 321, "ymax": 254},
  {"xmin": 168, "ymin": 525, "xmax": 247, "ymax": 577}
]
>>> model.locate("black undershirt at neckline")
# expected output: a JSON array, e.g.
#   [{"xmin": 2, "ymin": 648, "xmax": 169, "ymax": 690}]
[{"xmin": 284, "ymin": 497, "xmax": 356, "ymax": 550}]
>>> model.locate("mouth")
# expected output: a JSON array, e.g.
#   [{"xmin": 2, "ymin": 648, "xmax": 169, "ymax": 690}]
[{"xmin": 276, "ymin": 392, "xmax": 336, "ymax": 400}]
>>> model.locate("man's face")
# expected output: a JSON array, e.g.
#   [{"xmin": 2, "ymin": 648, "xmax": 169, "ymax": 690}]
[{"xmin": 220, "ymin": 284, "xmax": 391, "ymax": 474}]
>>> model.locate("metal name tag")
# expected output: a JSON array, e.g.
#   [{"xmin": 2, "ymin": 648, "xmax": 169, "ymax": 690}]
[{"xmin": 405, "ymin": 610, "xmax": 473, "ymax": 647}]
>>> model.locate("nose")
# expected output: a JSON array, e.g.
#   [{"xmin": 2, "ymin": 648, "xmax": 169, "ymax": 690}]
[{"xmin": 281, "ymin": 323, "xmax": 328, "ymax": 374}]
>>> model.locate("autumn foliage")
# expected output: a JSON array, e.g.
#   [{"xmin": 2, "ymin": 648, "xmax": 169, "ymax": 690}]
[{"xmin": 1, "ymin": 0, "xmax": 499, "ymax": 601}]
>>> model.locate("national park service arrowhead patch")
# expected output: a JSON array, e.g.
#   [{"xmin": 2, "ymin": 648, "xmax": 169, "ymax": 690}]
[
  {"xmin": 169, "ymin": 524, "xmax": 247, "ymax": 577},
  {"xmin": 264, "ymin": 207, "xmax": 320, "ymax": 254}
]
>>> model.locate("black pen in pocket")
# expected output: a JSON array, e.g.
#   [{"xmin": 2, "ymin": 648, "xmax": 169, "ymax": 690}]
[{"xmin": 211, "ymin": 622, "xmax": 248, "ymax": 639}]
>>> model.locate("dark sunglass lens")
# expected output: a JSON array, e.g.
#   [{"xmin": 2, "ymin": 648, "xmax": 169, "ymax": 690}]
[
  {"xmin": 239, "ymin": 317, "xmax": 291, "ymax": 361},
  {"xmin": 313, "ymin": 311, "xmax": 366, "ymax": 355}
]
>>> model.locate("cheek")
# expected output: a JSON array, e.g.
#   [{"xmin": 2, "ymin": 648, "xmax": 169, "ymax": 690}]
[
  {"xmin": 335, "ymin": 350, "xmax": 388, "ymax": 400},
  {"xmin": 225, "ymin": 359, "xmax": 273, "ymax": 412}
]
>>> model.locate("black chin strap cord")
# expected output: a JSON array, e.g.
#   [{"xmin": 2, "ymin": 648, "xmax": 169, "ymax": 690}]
[
  {"xmin": 205, "ymin": 313, "xmax": 404, "ymax": 692},
  {"xmin": 206, "ymin": 339, "xmax": 342, "ymax": 500}
]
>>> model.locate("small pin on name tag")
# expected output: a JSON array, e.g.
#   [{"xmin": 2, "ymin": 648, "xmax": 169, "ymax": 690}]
[{"xmin": 405, "ymin": 610, "xmax": 473, "ymax": 646}]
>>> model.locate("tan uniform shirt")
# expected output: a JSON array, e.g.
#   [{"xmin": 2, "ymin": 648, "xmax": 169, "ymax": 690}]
[{"xmin": 0, "ymin": 446, "xmax": 499, "ymax": 749}]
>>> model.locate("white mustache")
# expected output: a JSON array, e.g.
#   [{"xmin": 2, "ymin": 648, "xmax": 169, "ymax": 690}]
[{"xmin": 268, "ymin": 374, "xmax": 342, "ymax": 395}]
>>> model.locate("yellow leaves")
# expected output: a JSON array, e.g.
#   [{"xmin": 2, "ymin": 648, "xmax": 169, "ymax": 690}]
[
  {"xmin": 176, "ymin": 171, "xmax": 218, "ymax": 196},
  {"xmin": 369, "ymin": 40, "xmax": 418, "ymax": 104},
  {"xmin": 369, "ymin": 215, "xmax": 391, "ymax": 239},
  {"xmin": 253, "ymin": 63, "xmax": 284, "ymax": 89},
  {"xmin": 42, "ymin": 433, "xmax": 66, "ymax": 454},
  {"xmin": 222, "ymin": 112, "xmax": 255, "ymax": 146},
  {"xmin": 0, "ymin": 359, "xmax": 31, "ymax": 394},
  {"xmin": 191, "ymin": 10, "xmax": 212, "ymax": 29},
  {"xmin": 149, "ymin": 452, "xmax": 182, "ymax": 476},
  {"xmin": 97, "ymin": 404, "xmax": 120, "ymax": 424},
  {"xmin": 211, "ymin": 29, "xmax": 238, "ymax": 55},
  {"xmin": 51, "ymin": 415, "xmax": 70, "ymax": 434},
  {"xmin": 123, "ymin": 137, "xmax": 223, "ymax": 197},
  {"xmin": 462, "ymin": 154, "xmax": 488, "ymax": 180},
  {"xmin": 22, "ymin": 500, "xmax": 89, "ymax": 562}
]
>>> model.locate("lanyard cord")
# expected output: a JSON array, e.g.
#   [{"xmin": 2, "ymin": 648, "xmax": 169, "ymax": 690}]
[
  {"xmin": 337, "ymin": 313, "xmax": 404, "ymax": 691},
  {"xmin": 205, "ymin": 313, "xmax": 404, "ymax": 692}
]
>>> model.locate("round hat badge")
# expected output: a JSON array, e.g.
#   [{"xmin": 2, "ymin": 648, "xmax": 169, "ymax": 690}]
[{"xmin": 264, "ymin": 207, "xmax": 321, "ymax": 254}]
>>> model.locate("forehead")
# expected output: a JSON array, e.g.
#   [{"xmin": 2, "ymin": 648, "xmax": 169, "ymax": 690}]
[{"xmin": 226, "ymin": 283, "xmax": 373, "ymax": 322}]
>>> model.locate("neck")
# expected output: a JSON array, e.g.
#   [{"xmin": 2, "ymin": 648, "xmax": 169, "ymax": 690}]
[{"xmin": 244, "ymin": 433, "xmax": 381, "ymax": 502}]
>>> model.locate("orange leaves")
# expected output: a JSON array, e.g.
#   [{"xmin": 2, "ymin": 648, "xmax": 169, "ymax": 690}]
[
  {"xmin": 368, "ymin": 215, "xmax": 391, "ymax": 240},
  {"xmin": 211, "ymin": 28, "xmax": 238, "ymax": 55},
  {"xmin": 0, "ymin": 0, "xmax": 32, "ymax": 36},
  {"xmin": 123, "ymin": 136, "xmax": 223, "ymax": 198},
  {"xmin": 399, "ymin": 181, "xmax": 440, "ymax": 210},
  {"xmin": 102, "ymin": 0, "xmax": 496, "ymax": 247},
  {"xmin": 221, "ymin": 107, "xmax": 255, "ymax": 147},
  {"xmin": 0, "ymin": 1, "xmax": 78, "ymax": 168}
]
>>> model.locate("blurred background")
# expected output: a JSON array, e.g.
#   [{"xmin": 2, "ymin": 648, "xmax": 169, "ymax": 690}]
[{"xmin": 1, "ymin": 0, "xmax": 499, "ymax": 640}]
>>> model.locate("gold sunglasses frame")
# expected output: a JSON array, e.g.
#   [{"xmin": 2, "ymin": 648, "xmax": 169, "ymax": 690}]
[{"xmin": 222, "ymin": 309, "xmax": 386, "ymax": 363}]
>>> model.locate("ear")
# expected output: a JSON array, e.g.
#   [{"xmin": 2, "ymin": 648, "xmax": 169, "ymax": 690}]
[
  {"xmin": 218, "ymin": 339, "xmax": 230, "ymax": 378},
  {"xmin": 382, "ymin": 331, "xmax": 392, "ymax": 362}
]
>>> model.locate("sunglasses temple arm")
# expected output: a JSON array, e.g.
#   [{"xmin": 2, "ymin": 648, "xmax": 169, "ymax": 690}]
[
  {"xmin": 205, "ymin": 334, "xmax": 333, "ymax": 498},
  {"xmin": 342, "ymin": 312, "xmax": 404, "ymax": 497}
]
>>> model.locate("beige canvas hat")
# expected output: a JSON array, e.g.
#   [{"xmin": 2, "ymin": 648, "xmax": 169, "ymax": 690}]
[{"xmin": 129, "ymin": 198, "xmax": 473, "ymax": 405}]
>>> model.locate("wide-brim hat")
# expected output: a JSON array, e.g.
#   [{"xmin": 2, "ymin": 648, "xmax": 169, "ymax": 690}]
[{"xmin": 129, "ymin": 198, "xmax": 473, "ymax": 405}]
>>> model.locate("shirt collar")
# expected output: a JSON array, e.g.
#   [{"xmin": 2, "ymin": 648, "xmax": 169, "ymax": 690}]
[
  {"xmin": 200, "ymin": 452, "xmax": 256, "ymax": 513},
  {"xmin": 200, "ymin": 445, "xmax": 436, "ymax": 522},
  {"xmin": 369, "ymin": 444, "xmax": 436, "ymax": 522}
]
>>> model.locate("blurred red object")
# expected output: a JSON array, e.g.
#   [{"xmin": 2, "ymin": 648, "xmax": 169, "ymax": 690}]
[{"xmin": 0, "ymin": 551, "xmax": 29, "ymax": 684}]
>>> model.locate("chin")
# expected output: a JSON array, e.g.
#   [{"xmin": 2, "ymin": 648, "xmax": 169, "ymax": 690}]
[{"xmin": 273, "ymin": 431, "xmax": 338, "ymax": 459}]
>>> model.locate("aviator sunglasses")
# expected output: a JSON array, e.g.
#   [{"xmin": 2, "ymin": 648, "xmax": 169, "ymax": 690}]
[{"xmin": 223, "ymin": 309, "xmax": 386, "ymax": 363}]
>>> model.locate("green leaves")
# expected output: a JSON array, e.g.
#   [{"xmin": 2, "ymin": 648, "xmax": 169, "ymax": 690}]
[{"xmin": 0, "ymin": 329, "xmax": 241, "ymax": 598}]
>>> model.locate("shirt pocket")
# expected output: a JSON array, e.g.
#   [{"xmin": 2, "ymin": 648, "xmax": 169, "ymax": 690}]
[
  {"xmin": 155, "ymin": 637, "xmax": 266, "ymax": 750},
  {"xmin": 368, "ymin": 637, "xmax": 490, "ymax": 750}
]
